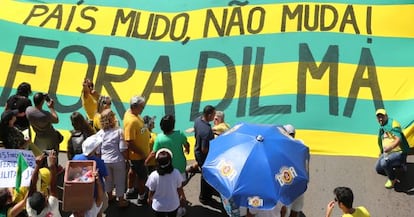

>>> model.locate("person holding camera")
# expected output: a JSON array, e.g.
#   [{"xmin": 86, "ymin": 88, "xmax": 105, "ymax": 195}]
[{"xmin": 26, "ymin": 93, "xmax": 62, "ymax": 161}]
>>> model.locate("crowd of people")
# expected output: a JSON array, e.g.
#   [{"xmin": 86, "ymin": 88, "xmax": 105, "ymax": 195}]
[{"xmin": 2, "ymin": 80, "xmax": 411, "ymax": 217}]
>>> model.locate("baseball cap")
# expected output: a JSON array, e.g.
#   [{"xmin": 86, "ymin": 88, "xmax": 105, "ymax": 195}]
[
  {"xmin": 283, "ymin": 124, "xmax": 296, "ymax": 135},
  {"xmin": 82, "ymin": 135, "xmax": 102, "ymax": 156},
  {"xmin": 376, "ymin": 109, "xmax": 387, "ymax": 116}
]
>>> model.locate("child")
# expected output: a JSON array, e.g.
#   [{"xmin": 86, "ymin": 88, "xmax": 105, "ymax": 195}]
[{"xmin": 145, "ymin": 148, "xmax": 186, "ymax": 217}]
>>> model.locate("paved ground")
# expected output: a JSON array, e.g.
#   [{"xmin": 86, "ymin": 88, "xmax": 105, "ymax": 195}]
[{"xmin": 57, "ymin": 154, "xmax": 414, "ymax": 217}]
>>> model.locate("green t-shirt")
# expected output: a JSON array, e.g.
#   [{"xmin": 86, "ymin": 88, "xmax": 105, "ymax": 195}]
[{"xmin": 153, "ymin": 130, "xmax": 188, "ymax": 173}]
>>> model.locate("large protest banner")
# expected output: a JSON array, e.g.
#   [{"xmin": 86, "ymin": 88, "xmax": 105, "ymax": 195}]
[{"xmin": 0, "ymin": 0, "xmax": 413, "ymax": 158}]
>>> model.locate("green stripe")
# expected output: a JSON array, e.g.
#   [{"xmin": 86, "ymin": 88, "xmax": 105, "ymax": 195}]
[
  {"xmin": 16, "ymin": 0, "xmax": 414, "ymax": 13},
  {"xmin": 2, "ymin": 86, "xmax": 413, "ymax": 136},
  {"xmin": 1, "ymin": 20, "xmax": 414, "ymax": 71}
]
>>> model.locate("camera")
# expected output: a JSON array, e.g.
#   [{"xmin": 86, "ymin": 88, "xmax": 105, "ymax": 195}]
[
  {"xmin": 41, "ymin": 150, "xmax": 55, "ymax": 167},
  {"xmin": 44, "ymin": 93, "xmax": 51, "ymax": 102}
]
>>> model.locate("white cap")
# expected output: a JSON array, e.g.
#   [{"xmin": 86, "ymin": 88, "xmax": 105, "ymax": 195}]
[
  {"xmin": 283, "ymin": 124, "xmax": 296, "ymax": 135},
  {"xmin": 82, "ymin": 135, "xmax": 103, "ymax": 156}
]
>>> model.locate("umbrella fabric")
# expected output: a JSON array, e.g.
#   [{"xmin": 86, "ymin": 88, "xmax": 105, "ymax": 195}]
[{"xmin": 202, "ymin": 122, "xmax": 309, "ymax": 209}]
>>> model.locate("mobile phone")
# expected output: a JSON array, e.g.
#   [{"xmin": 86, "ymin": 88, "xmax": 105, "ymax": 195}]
[{"xmin": 44, "ymin": 94, "xmax": 51, "ymax": 102}]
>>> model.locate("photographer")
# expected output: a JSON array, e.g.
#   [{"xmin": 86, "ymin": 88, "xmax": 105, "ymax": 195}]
[{"xmin": 26, "ymin": 93, "xmax": 62, "ymax": 164}]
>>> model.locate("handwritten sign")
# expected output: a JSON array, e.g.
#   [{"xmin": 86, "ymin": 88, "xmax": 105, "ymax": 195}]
[{"xmin": 0, "ymin": 149, "xmax": 35, "ymax": 188}]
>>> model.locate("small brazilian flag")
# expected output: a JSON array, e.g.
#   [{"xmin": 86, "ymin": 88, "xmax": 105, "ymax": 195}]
[{"xmin": 15, "ymin": 153, "xmax": 29, "ymax": 193}]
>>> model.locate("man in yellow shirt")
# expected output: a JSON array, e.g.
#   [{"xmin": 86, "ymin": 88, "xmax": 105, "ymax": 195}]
[
  {"xmin": 325, "ymin": 187, "xmax": 370, "ymax": 217},
  {"xmin": 123, "ymin": 96, "xmax": 150, "ymax": 205}
]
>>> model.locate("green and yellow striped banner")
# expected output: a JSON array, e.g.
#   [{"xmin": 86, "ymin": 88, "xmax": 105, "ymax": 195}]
[{"xmin": 1, "ymin": 0, "xmax": 414, "ymax": 158}]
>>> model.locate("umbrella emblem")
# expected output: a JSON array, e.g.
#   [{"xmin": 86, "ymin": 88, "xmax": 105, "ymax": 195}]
[
  {"xmin": 248, "ymin": 196, "xmax": 264, "ymax": 207},
  {"xmin": 217, "ymin": 160, "xmax": 237, "ymax": 180},
  {"xmin": 275, "ymin": 166, "xmax": 297, "ymax": 186}
]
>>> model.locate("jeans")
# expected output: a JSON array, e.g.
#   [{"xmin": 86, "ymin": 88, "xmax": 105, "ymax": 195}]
[{"xmin": 375, "ymin": 152, "xmax": 406, "ymax": 180}]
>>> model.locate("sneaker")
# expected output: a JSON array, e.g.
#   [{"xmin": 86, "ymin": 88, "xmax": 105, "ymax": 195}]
[
  {"xmin": 125, "ymin": 189, "xmax": 138, "ymax": 199},
  {"xmin": 137, "ymin": 193, "xmax": 147, "ymax": 206}
]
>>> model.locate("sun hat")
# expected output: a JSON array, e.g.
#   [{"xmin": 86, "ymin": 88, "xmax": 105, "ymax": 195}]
[{"xmin": 82, "ymin": 135, "xmax": 102, "ymax": 156}]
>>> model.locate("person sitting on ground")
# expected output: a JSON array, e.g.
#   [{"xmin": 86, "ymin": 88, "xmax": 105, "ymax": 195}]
[
  {"xmin": 375, "ymin": 108, "xmax": 410, "ymax": 189},
  {"xmin": 325, "ymin": 187, "xmax": 370, "ymax": 217},
  {"xmin": 67, "ymin": 111, "xmax": 96, "ymax": 160},
  {"xmin": 26, "ymin": 150, "xmax": 61, "ymax": 217},
  {"xmin": 146, "ymin": 148, "xmax": 186, "ymax": 217}
]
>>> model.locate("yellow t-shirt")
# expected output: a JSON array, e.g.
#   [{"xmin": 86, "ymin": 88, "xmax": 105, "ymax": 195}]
[
  {"xmin": 81, "ymin": 92, "xmax": 97, "ymax": 121},
  {"xmin": 93, "ymin": 113, "xmax": 102, "ymax": 130},
  {"xmin": 123, "ymin": 110, "xmax": 150, "ymax": 160},
  {"xmin": 342, "ymin": 206, "xmax": 370, "ymax": 217},
  {"xmin": 213, "ymin": 122, "xmax": 231, "ymax": 136}
]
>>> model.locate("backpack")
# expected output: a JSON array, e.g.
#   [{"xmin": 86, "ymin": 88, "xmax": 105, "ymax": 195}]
[{"xmin": 70, "ymin": 130, "xmax": 86, "ymax": 155}]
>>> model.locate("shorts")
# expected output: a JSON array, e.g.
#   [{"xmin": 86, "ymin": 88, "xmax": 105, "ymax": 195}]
[{"xmin": 129, "ymin": 160, "xmax": 148, "ymax": 180}]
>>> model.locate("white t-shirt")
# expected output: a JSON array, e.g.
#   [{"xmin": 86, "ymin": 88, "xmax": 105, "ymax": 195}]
[
  {"xmin": 26, "ymin": 195, "xmax": 62, "ymax": 217},
  {"xmin": 69, "ymin": 202, "xmax": 102, "ymax": 217},
  {"xmin": 146, "ymin": 168, "xmax": 183, "ymax": 212}
]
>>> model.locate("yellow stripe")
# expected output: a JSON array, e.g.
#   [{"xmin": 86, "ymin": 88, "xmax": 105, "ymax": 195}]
[
  {"xmin": 1, "ymin": 2, "xmax": 414, "ymax": 39},
  {"xmin": 1, "ymin": 52, "xmax": 414, "ymax": 104},
  {"xmin": 298, "ymin": 130, "xmax": 378, "ymax": 158},
  {"xmin": 57, "ymin": 129, "xmax": 379, "ymax": 158}
]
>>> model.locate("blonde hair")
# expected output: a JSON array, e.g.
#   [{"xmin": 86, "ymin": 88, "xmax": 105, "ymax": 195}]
[{"xmin": 100, "ymin": 109, "xmax": 116, "ymax": 129}]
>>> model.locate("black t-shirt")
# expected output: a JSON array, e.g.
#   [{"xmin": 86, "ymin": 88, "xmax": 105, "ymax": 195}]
[{"xmin": 6, "ymin": 95, "xmax": 32, "ymax": 130}]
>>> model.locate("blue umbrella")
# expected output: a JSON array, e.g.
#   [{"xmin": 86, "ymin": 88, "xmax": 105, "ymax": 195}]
[{"xmin": 202, "ymin": 122, "xmax": 310, "ymax": 209}]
